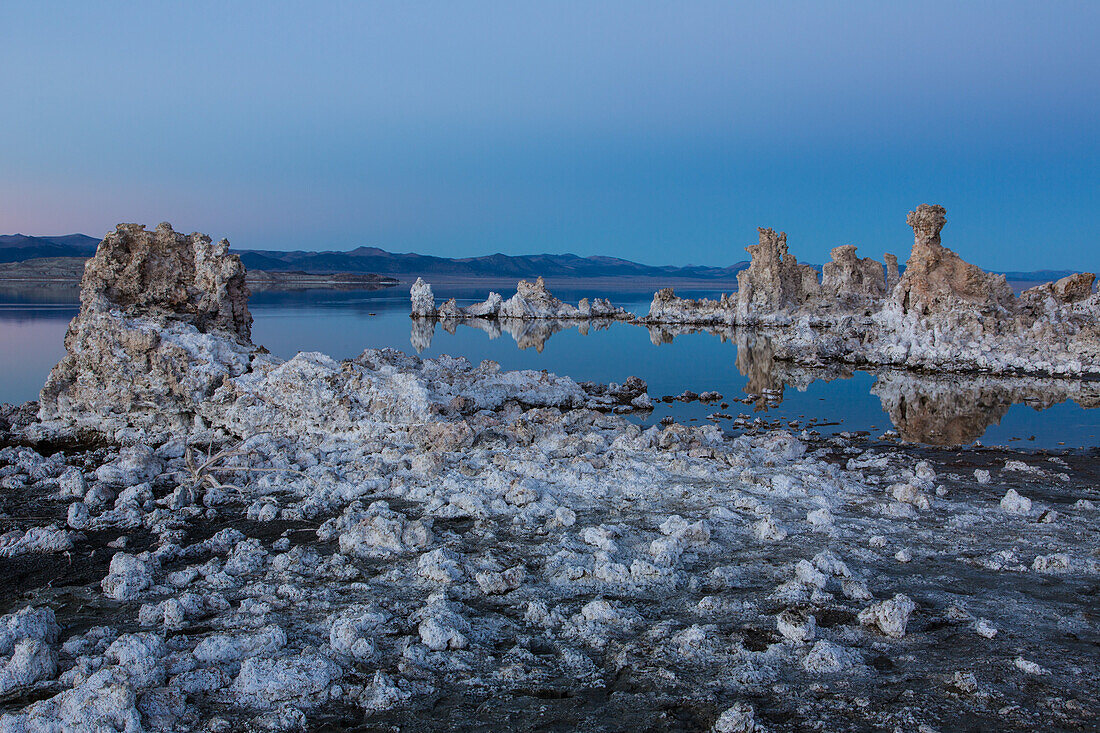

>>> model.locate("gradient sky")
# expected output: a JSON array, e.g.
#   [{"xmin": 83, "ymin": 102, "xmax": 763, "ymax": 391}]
[{"xmin": 1, "ymin": 1, "xmax": 1097, "ymax": 270}]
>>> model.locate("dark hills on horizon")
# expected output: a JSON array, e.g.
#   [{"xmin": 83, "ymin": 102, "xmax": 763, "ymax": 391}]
[
  {"xmin": 235, "ymin": 246, "xmax": 750, "ymax": 280},
  {"xmin": 0, "ymin": 233, "xmax": 1082, "ymax": 284},
  {"xmin": 0, "ymin": 234, "xmax": 100, "ymax": 262}
]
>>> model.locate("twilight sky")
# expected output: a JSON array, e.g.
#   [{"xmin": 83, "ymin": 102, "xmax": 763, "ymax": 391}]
[{"xmin": 1, "ymin": 1, "xmax": 1097, "ymax": 270}]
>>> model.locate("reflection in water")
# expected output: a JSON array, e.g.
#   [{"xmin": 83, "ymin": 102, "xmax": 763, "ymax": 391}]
[
  {"xmin": 734, "ymin": 331, "xmax": 854, "ymax": 411},
  {"xmin": 733, "ymin": 330, "xmax": 1100, "ymax": 444},
  {"xmin": 411, "ymin": 317, "xmax": 616, "ymax": 354},
  {"xmin": 871, "ymin": 372, "xmax": 1100, "ymax": 445},
  {"xmin": 428, "ymin": 316, "xmax": 1100, "ymax": 446},
  {"xmin": 736, "ymin": 330, "xmax": 782, "ymax": 408},
  {"xmin": 410, "ymin": 318, "xmax": 435, "ymax": 353},
  {"xmin": 644, "ymin": 323, "xmax": 737, "ymax": 347},
  {"xmin": 646, "ymin": 324, "xmax": 854, "ymax": 411}
]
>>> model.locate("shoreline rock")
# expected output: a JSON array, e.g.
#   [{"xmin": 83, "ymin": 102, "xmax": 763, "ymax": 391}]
[
  {"xmin": 641, "ymin": 204, "xmax": 1100, "ymax": 377},
  {"xmin": 1, "ymin": 220, "xmax": 1097, "ymax": 731},
  {"xmin": 411, "ymin": 276, "xmax": 633, "ymax": 322},
  {"xmin": 37, "ymin": 223, "xmax": 256, "ymax": 437}
]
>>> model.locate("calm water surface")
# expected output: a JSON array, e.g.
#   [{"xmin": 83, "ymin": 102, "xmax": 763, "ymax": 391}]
[{"xmin": 2, "ymin": 282, "xmax": 1098, "ymax": 450}]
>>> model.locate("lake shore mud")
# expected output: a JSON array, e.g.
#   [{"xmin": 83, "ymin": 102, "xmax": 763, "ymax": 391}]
[{"xmin": 1, "ymin": 222, "xmax": 1098, "ymax": 731}]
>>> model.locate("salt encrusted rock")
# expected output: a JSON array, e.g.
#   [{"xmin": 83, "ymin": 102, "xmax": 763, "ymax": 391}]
[
  {"xmin": 776, "ymin": 610, "xmax": 816, "ymax": 644},
  {"xmin": 1014, "ymin": 657, "xmax": 1050, "ymax": 675},
  {"xmin": 475, "ymin": 565, "xmax": 526, "ymax": 595},
  {"xmin": 0, "ymin": 639, "xmax": 58, "ymax": 695},
  {"xmin": 1000, "ymin": 488, "xmax": 1032, "ymax": 515},
  {"xmin": 232, "ymin": 653, "xmax": 342, "ymax": 709},
  {"xmin": 752, "ymin": 516, "xmax": 787, "ymax": 542},
  {"xmin": 1021, "ymin": 272, "xmax": 1096, "ymax": 306},
  {"xmin": 801, "ymin": 640, "xmax": 862, "ymax": 674},
  {"xmin": 463, "ymin": 291, "xmax": 502, "ymax": 318},
  {"xmin": 0, "ymin": 526, "xmax": 74, "ymax": 557},
  {"xmin": 0, "ymin": 668, "xmax": 144, "ymax": 732},
  {"xmin": 644, "ymin": 288, "xmax": 737, "ymax": 326},
  {"xmin": 38, "ymin": 222, "xmax": 254, "ymax": 433},
  {"xmin": 500, "ymin": 277, "xmax": 576, "ymax": 319},
  {"xmin": 101, "ymin": 552, "xmax": 156, "ymax": 601},
  {"xmin": 58, "ymin": 466, "xmax": 86, "ymax": 498},
  {"xmin": 80, "ymin": 222, "xmax": 250, "ymax": 339},
  {"xmin": 418, "ymin": 276, "xmax": 632, "ymax": 321},
  {"xmin": 1031, "ymin": 553, "xmax": 1071, "ymax": 573},
  {"xmin": 975, "ymin": 619, "xmax": 998, "ymax": 638},
  {"xmin": 437, "ymin": 297, "xmax": 462, "ymax": 319},
  {"xmin": 1052, "ymin": 272, "xmax": 1096, "ymax": 302},
  {"xmin": 105, "ymin": 633, "xmax": 167, "ymax": 688},
  {"xmin": 95, "ymin": 444, "xmax": 163, "ymax": 486},
  {"xmin": 821, "ymin": 244, "xmax": 886, "ymax": 302},
  {"xmin": 193, "ymin": 626, "xmax": 287, "ymax": 664},
  {"xmin": 417, "ymin": 601, "xmax": 470, "ymax": 651},
  {"xmin": 67, "ymin": 502, "xmax": 90, "ymax": 530},
  {"xmin": 336, "ymin": 503, "xmax": 433, "ymax": 558},
  {"xmin": 713, "ymin": 702, "xmax": 755, "ymax": 732},
  {"xmin": 858, "ymin": 594, "xmax": 916, "ymax": 638},
  {"xmin": 417, "ymin": 548, "xmax": 466, "ymax": 583},
  {"xmin": 328, "ymin": 606, "xmax": 387, "ymax": 661},
  {"xmin": 213, "ymin": 349, "xmax": 589, "ymax": 443},
  {"xmin": 0, "ymin": 607, "xmax": 59, "ymax": 657},
  {"xmin": 410, "ymin": 277, "xmax": 436, "ymax": 317}
]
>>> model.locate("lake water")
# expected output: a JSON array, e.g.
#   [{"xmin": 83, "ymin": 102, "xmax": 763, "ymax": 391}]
[{"xmin": 2, "ymin": 281, "xmax": 1099, "ymax": 449}]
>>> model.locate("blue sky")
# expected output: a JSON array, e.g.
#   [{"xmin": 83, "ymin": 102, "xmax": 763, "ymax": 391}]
[{"xmin": 1, "ymin": 1, "xmax": 1097, "ymax": 270}]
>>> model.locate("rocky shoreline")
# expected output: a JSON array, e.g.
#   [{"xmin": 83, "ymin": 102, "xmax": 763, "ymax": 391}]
[
  {"xmin": 412, "ymin": 205, "xmax": 1100, "ymax": 378},
  {"xmin": 0, "ymin": 222, "xmax": 1097, "ymax": 730}
]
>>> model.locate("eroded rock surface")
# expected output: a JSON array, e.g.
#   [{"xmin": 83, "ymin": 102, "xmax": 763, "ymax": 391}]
[
  {"xmin": 894, "ymin": 204, "xmax": 1014, "ymax": 314},
  {"xmin": 38, "ymin": 223, "xmax": 255, "ymax": 435},
  {"xmin": 736, "ymin": 228, "xmax": 821, "ymax": 322},
  {"xmin": 411, "ymin": 277, "xmax": 631, "ymax": 322},
  {"xmin": 643, "ymin": 204, "xmax": 1100, "ymax": 376},
  {"xmin": 821, "ymin": 244, "xmax": 886, "ymax": 304},
  {"xmin": 410, "ymin": 277, "xmax": 436, "ymax": 318}
]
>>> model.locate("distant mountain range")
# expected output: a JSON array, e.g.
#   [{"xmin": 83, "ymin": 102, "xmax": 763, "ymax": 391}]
[
  {"xmin": 235, "ymin": 246, "xmax": 749, "ymax": 280},
  {"xmin": 0, "ymin": 233, "xmax": 1085, "ymax": 283},
  {"xmin": 0, "ymin": 234, "xmax": 748, "ymax": 280},
  {"xmin": 0, "ymin": 234, "xmax": 99, "ymax": 262}
]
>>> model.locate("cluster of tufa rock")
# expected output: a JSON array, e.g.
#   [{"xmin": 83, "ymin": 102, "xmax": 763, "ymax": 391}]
[
  {"xmin": 642, "ymin": 204, "xmax": 1100, "ymax": 376},
  {"xmin": 411, "ymin": 276, "xmax": 630, "ymax": 322},
  {"xmin": 409, "ymin": 204, "xmax": 1100, "ymax": 376}
]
